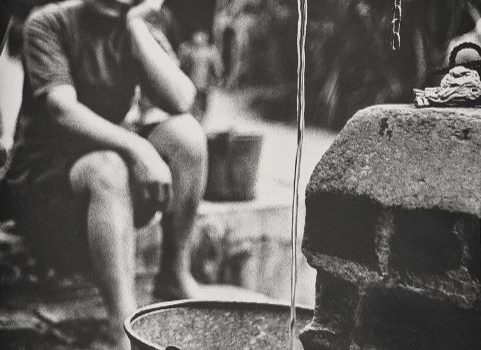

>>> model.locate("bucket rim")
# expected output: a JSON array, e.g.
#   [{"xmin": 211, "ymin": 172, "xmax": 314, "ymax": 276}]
[
  {"xmin": 207, "ymin": 131, "xmax": 265, "ymax": 139},
  {"xmin": 124, "ymin": 299, "xmax": 313, "ymax": 350}
]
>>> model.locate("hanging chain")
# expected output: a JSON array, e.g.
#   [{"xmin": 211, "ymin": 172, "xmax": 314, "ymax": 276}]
[{"xmin": 392, "ymin": 0, "xmax": 402, "ymax": 50}]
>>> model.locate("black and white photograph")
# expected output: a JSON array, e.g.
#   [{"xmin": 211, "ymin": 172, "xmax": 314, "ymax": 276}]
[{"xmin": 0, "ymin": 0, "xmax": 480, "ymax": 349}]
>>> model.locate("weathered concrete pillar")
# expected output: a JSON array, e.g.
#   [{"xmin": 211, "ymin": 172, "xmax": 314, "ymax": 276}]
[{"xmin": 300, "ymin": 105, "xmax": 481, "ymax": 350}]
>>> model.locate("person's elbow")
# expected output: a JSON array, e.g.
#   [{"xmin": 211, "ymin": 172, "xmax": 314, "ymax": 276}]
[
  {"xmin": 144, "ymin": 79, "xmax": 196, "ymax": 114},
  {"xmin": 44, "ymin": 85, "xmax": 78, "ymax": 120},
  {"xmin": 170, "ymin": 80, "xmax": 196, "ymax": 114}
]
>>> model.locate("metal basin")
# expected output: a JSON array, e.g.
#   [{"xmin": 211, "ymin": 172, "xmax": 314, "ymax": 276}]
[{"xmin": 124, "ymin": 300, "xmax": 312, "ymax": 350}]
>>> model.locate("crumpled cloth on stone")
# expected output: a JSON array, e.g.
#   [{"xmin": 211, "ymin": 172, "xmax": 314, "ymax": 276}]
[{"xmin": 414, "ymin": 66, "xmax": 481, "ymax": 107}]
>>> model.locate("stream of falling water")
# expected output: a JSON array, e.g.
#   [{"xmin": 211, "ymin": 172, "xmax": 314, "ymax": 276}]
[{"xmin": 289, "ymin": 0, "xmax": 307, "ymax": 349}]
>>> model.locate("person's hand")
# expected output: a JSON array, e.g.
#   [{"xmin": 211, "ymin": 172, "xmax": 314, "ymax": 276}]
[
  {"xmin": 128, "ymin": 138, "xmax": 173, "ymax": 214},
  {"xmin": 126, "ymin": 0, "xmax": 164, "ymax": 24},
  {"xmin": 126, "ymin": 0, "xmax": 175, "ymax": 58}
]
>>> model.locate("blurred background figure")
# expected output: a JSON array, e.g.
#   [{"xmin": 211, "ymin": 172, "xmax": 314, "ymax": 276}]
[{"xmin": 179, "ymin": 30, "xmax": 223, "ymax": 122}]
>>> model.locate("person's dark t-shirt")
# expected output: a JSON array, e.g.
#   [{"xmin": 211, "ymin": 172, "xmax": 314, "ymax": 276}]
[
  {"xmin": 7, "ymin": 0, "xmax": 177, "ymax": 198},
  {"xmin": 18, "ymin": 1, "xmax": 137, "ymax": 154}
]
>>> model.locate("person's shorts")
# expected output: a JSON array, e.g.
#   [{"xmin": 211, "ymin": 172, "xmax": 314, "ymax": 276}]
[
  {"xmin": 7, "ymin": 149, "xmax": 89, "ymax": 272},
  {"xmin": 6, "ymin": 123, "xmax": 164, "ymax": 272}
]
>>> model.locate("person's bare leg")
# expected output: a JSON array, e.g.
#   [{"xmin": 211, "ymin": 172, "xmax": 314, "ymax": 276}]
[
  {"xmin": 146, "ymin": 112, "xmax": 208, "ymax": 299},
  {"xmin": 70, "ymin": 151, "xmax": 136, "ymax": 350},
  {"xmin": 0, "ymin": 47, "xmax": 23, "ymax": 152}
]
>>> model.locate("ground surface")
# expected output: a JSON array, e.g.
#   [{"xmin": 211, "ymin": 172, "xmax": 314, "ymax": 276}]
[
  {"xmin": 0, "ymin": 87, "xmax": 338, "ymax": 349},
  {"xmin": 203, "ymin": 88, "xmax": 337, "ymax": 306}
]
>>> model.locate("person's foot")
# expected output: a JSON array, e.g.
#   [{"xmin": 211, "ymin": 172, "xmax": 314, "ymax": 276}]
[
  {"xmin": 153, "ymin": 272, "xmax": 272, "ymax": 302},
  {"xmin": 153, "ymin": 272, "xmax": 201, "ymax": 301}
]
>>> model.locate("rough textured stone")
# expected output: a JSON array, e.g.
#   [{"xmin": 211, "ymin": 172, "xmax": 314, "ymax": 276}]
[
  {"xmin": 303, "ymin": 194, "xmax": 381, "ymax": 268},
  {"xmin": 354, "ymin": 285, "xmax": 481, "ymax": 350},
  {"xmin": 305, "ymin": 272, "xmax": 361, "ymax": 350},
  {"xmin": 390, "ymin": 209, "xmax": 462, "ymax": 273},
  {"xmin": 302, "ymin": 104, "xmax": 481, "ymax": 350},
  {"xmin": 305, "ymin": 105, "xmax": 481, "ymax": 217},
  {"xmin": 465, "ymin": 216, "xmax": 481, "ymax": 280}
]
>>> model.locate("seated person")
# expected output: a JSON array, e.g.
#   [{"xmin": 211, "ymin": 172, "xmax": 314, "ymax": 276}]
[{"xmin": 6, "ymin": 0, "xmax": 207, "ymax": 348}]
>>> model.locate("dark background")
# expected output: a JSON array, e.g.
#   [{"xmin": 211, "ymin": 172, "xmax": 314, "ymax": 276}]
[{"xmin": 1, "ymin": 0, "xmax": 480, "ymax": 128}]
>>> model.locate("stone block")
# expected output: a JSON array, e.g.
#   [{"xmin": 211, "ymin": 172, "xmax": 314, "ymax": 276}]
[
  {"xmin": 303, "ymin": 194, "xmax": 380, "ymax": 269},
  {"xmin": 314, "ymin": 271, "xmax": 359, "ymax": 331},
  {"xmin": 354, "ymin": 285, "xmax": 481, "ymax": 350},
  {"xmin": 390, "ymin": 209, "xmax": 462, "ymax": 274},
  {"xmin": 305, "ymin": 105, "xmax": 481, "ymax": 217},
  {"xmin": 381, "ymin": 212, "xmax": 480, "ymax": 306},
  {"xmin": 299, "ymin": 320, "xmax": 340, "ymax": 350},
  {"xmin": 300, "ymin": 271, "xmax": 364, "ymax": 350},
  {"xmin": 465, "ymin": 216, "xmax": 481, "ymax": 281},
  {"xmin": 302, "ymin": 105, "xmax": 481, "ymax": 349},
  {"xmin": 303, "ymin": 252, "xmax": 381, "ymax": 287}
]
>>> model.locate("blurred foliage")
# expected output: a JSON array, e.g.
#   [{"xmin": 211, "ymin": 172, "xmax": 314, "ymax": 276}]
[
  {"xmin": 304, "ymin": 0, "xmax": 481, "ymax": 129},
  {"xmin": 219, "ymin": 0, "xmax": 481, "ymax": 129},
  {"xmin": 3, "ymin": 0, "xmax": 481, "ymax": 128}
]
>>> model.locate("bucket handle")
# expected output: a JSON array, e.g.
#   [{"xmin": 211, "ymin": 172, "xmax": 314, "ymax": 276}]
[{"xmin": 449, "ymin": 42, "xmax": 481, "ymax": 67}]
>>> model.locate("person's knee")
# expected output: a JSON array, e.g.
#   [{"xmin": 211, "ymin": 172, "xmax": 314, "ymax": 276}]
[
  {"xmin": 70, "ymin": 151, "xmax": 130, "ymax": 195},
  {"xmin": 174, "ymin": 114, "xmax": 208, "ymax": 170}
]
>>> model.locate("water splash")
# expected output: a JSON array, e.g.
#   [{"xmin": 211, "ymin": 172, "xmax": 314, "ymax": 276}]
[{"xmin": 289, "ymin": 0, "xmax": 307, "ymax": 349}]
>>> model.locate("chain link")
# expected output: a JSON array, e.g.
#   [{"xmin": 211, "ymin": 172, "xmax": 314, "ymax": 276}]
[{"xmin": 392, "ymin": 0, "xmax": 402, "ymax": 50}]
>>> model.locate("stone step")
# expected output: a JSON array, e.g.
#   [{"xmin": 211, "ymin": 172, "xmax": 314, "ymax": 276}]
[{"xmin": 0, "ymin": 186, "xmax": 313, "ymax": 349}]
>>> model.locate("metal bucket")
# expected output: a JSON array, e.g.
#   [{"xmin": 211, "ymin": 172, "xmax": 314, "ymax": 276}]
[
  {"xmin": 205, "ymin": 132, "xmax": 263, "ymax": 201},
  {"xmin": 124, "ymin": 300, "xmax": 312, "ymax": 350}
]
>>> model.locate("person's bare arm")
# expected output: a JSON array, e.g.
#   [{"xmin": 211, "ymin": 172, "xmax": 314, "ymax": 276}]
[
  {"xmin": 126, "ymin": 0, "xmax": 196, "ymax": 114},
  {"xmin": 45, "ymin": 85, "xmax": 172, "ymax": 185}
]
